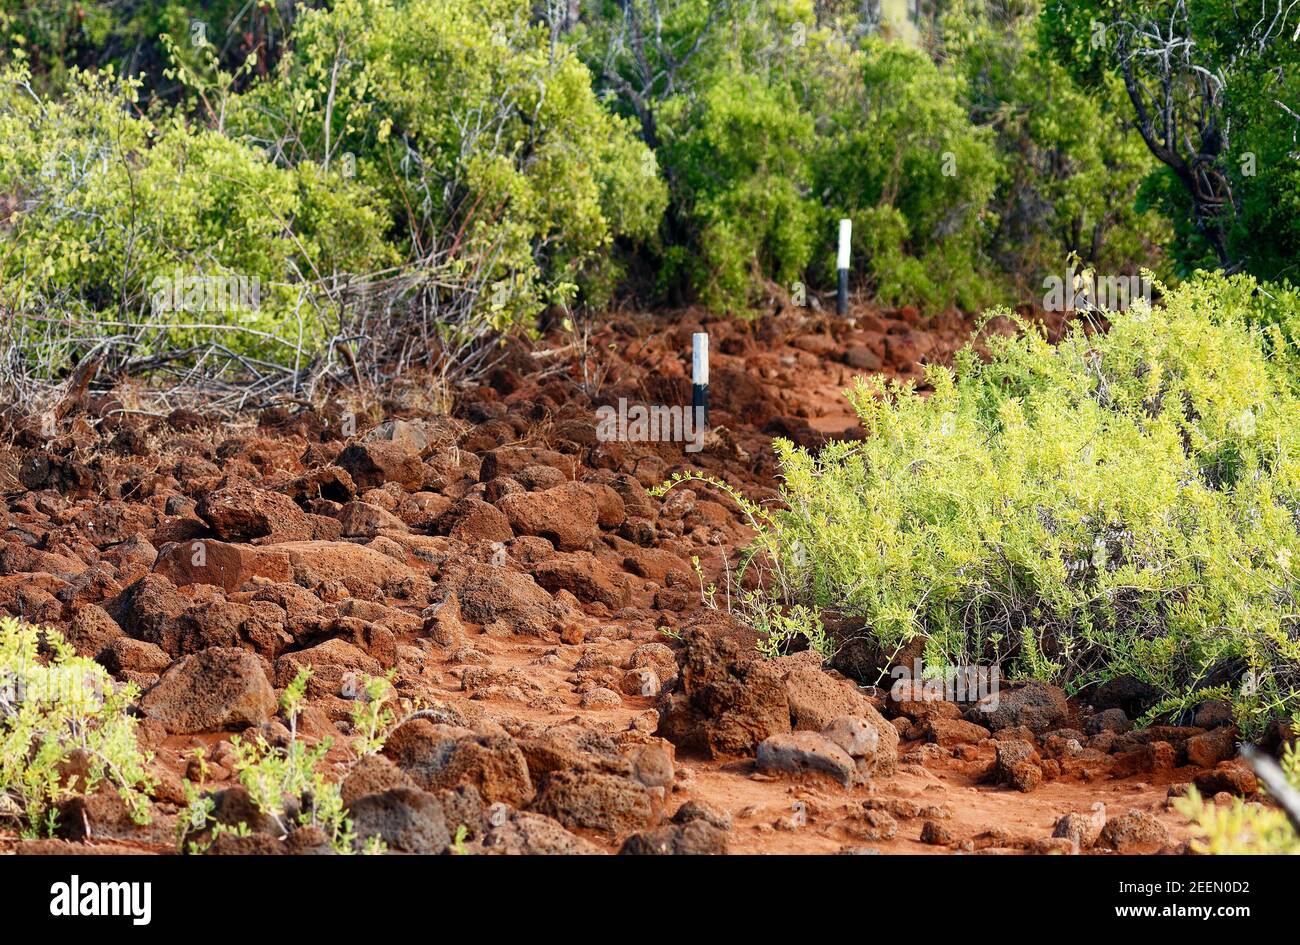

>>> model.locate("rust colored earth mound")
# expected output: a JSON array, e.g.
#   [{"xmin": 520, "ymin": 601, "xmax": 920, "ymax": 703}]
[{"xmin": 0, "ymin": 303, "xmax": 1252, "ymax": 855}]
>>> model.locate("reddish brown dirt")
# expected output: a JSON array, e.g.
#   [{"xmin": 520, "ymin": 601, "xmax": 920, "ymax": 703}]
[{"xmin": 0, "ymin": 301, "xmax": 1245, "ymax": 855}]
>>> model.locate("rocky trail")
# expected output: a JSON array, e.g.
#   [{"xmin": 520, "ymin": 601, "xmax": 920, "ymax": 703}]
[{"xmin": 0, "ymin": 302, "xmax": 1255, "ymax": 855}]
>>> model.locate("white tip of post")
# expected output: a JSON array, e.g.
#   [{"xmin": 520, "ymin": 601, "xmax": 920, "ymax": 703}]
[
  {"xmin": 837, "ymin": 218, "xmax": 852, "ymax": 271},
  {"xmin": 692, "ymin": 332, "xmax": 709, "ymax": 386}
]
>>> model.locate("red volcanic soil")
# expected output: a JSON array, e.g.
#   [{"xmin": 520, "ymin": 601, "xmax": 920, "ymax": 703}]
[{"xmin": 0, "ymin": 302, "xmax": 1249, "ymax": 855}]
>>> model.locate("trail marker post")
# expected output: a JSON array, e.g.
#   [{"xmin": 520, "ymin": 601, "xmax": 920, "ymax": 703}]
[
  {"xmin": 692, "ymin": 331, "xmax": 709, "ymax": 428},
  {"xmin": 837, "ymin": 218, "xmax": 852, "ymax": 316}
]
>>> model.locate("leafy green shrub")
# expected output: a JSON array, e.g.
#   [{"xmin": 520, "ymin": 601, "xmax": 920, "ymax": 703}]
[
  {"xmin": 181, "ymin": 668, "xmax": 409, "ymax": 855},
  {"xmin": 583, "ymin": 2, "xmax": 1008, "ymax": 313},
  {"xmin": 242, "ymin": 0, "xmax": 666, "ymax": 319},
  {"xmin": 0, "ymin": 64, "xmax": 395, "ymax": 370},
  {"xmin": 704, "ymin": 275, "xmax": 1300, "ymax": 731},
  {"xmin": 0, "ymin": 616, "xmax": 154, "ymax": 838},
  {"xmin": 659, "ymin": 72, "xmax": 819, "ymax": 313},
  {"xmin": 817, "ymin": 37, "xmax": 1001, "ymax": 310},
  {"xmin": 941, "ymin": 0, "xmax": 1169, "ymax": 292},
  {"xmin": 0, "ymin": 0, "xmax": 297, "ymax": 97},
  {"xmin": 1040, "ymin": 0, "xmax": 1300, "ymax": 279}
]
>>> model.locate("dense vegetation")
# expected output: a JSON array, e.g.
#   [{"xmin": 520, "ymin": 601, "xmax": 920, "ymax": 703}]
[
  {"xmin": 2, "ymin": 0, "xmax": 1300, "ymax": 857},
  {"xmin": 696, "ymin": 274, "xmax": 1300, "ymax": 733},
  {"xmin": 1042, "ymin": 0, "xmax": 1300, "ymax": 279},
  {"xmin": 2, "ymin": 0, "xmax": 1271, "ymax": 356},
  {"xmin": 0, "ymin": 617, "xmax": 154, "ymax": 836}
]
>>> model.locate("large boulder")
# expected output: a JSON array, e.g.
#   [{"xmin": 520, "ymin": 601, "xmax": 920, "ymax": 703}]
[
  {"xmin": 335, "ymin": 441, "xmax": 424, "ymax": 490},
  {"xmin": 275, "ymin": 639, "xmax": 381, "ymax": 699},
  {"xmin": 619, "ymin": 821, "xmax": 728, "ymax": 855},
  {"xmin": 497, "ymin": 482, "xmax": 599, "ymax": 551},
  {"xmin": 479, "ymin": 811, "xmax": 603, "ymax": 855},
  {"xmin": 480, "ymin": 446, "xmax": 575, "ymax": 482},
  {"xmin": 1100, "ymin": 808, "xmax": 1170, "ymax": 852},
  {"xmin": 453, "ymin": 564, "xmax": 566, "ymax": 637},
  {"xmin": 656, "ymin": 626, "xmax": 791, "ymax": 758},
  {"xmin": 530, "ymin": 769, "xmax": 661, "ymax": 835},
  {"xmin": 1186, "ymin": 727, "xmax": 1238, "ymax": 767},
  {"xmin": 533, "ymin": 552, "xmax": 631, "ymax": 609},
  {"xmin": 338, "ymin": 501, "xmax": 409, "ymax": 538},
  {"xmin": 382, "ymin": 720, "xmax": 534, "ymax": 807},
  {"xmin": 139, "ymin": 647, "xmax": 276, "ymax": 734},
  {"xmin": 341, "ymin": 754, "xmax": 420, "ymax": 806},
  {"xmin": 153, "ymin": 539, "xmax": 291, "ymax": 592},
  {"xmin": 972, "ymin": 681, "xmax": 1069, "ymax": 735},
  {"xmin": 347, "ymin": 788, "xmax": 451, "ymax": 854},
  {"xmin": 780, "ymin": 662, "xmax": 898, "ymax": 775},
  {"xmin": 438, "ymin": 497, "xmax": 513, "ymax": 544},
  {"xmin": 111, "ymin": 576, "xmax": 291, "ymax": 658},
  {"xmin": 64, "ymin": 603, "xmax": 123, "ymax": 659},
  {"xmin": 756, "ymin": 731, "xmax": 858, "ymax": 786},
  {"xmin": 196, "ymin": 477, "xmax": 313, "ymax": 543},
  {"xmin": 992, "ymin": 739, "xmax": 1044, "ymax": 793},
  {"xmin": 279, "ymin": 540, "xmax": 433, "ymax": 602},
  {"xmin": 108, "ymin": 574, "xmax": 189, "ymax": 647}
]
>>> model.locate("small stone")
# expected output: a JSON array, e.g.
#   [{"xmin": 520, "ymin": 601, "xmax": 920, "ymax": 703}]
[
  {"xmin": 919, "ymin": 820, "xmax": 954, "ymax": 845},
  {"xmin": 673, "ymin": 800, "xmax": 732, "ymax": 832},
  {"xmin": 581, "ymin": 687, "xmax": 622, "ymax": 709},
  {"xmin": 1194, "ymin": 762, "xmax": 1257, "ymax": 797},
  {"xmin": 621, "ymin": 668, "xmax": 660, "ymax": 697},
  {"xmin": 756, "ymin": 732, "xmax": 858, "ymax": 787},
  {"xmin": 821, "ymin": 715, "xmax": 880, "ymax": 757},
  {"xmin": 925, "ymin": 717, "xmax": 991, "ymax": 746},
  {"xmin": 1186, "ymin": 726, "xmax": 1238, "ymax": 767},
  {"xmin": 993, "ymin": 739, "xmax": 1043, "ymax": 792},
  {"xmin": 1084, "ymin": 708, "xmax": 1132, "ymax": 735},
  {"xmin": 1052, "ymin": 804, "xmax": 1106, "ymax": 850},
  {"xmin": 1100, "ymin": 808, "xmax": 1170, "ymax": 852}
]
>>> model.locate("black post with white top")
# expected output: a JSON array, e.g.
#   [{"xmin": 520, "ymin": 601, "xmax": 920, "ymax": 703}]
[
  {"xmin": 837, "ymin": 218, "xmax": 851, "ymax": 316},
  {"xmin": 692, "ymin": 331, "xmax": 709, "ymax": 427}
]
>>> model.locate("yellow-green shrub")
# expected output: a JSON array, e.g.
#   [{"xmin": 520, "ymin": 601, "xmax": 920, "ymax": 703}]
[
  {"xmin": 240, "ymin": 0, "xmax": 666, "ymax": 319},
  {"xmin": 0, "ymin": 616, "xmax": 154, "ymax": 837},
  {"xmin": 1176, "ymin": 744, "xmax": 1300, "ymax": 854},
  {"xmin": 738, "ymin": 274, "xmax": 1300, "ymax": 731}
]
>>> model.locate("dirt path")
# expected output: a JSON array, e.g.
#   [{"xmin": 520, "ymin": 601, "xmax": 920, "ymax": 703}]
[
  {"xmin": 0, "ymin": 301, "xmax": 1220, "ymax": 855},
  {"xmin": 432, "ymin": 304, "xmax": 1196, "ymax": 854}
]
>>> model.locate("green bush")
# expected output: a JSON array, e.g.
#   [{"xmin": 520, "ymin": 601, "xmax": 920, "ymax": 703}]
[
  {"xmin": 818, "ymin": 37, "xmax": 1002, "ymax": 310},
  {"xmin": 0, "ymin": 616, "xmax": 154, "ymax": 838},
  {"xmin": 0, "ymin": 0, "xmax": 298, "ymax": 97},
  {"xmin": 704, "ymin": 275, "xmax": 1300, "ymax": 732},
  {"xmin": 659, "ymin": 71, "xmax": 819, "ymax": 312},
  {"xmin": 0, "ymin": 64, "xmax": 395, "ymax": 369},
  {"xmin": 1040, "ymin": 0, "xmax": 1300, "ymax": 278},
  {"xmin": 242, "ymin": 0, "xmax": 666, "ymax": 319},
  {"xmin": 585, "ymin": 1, "xmax": 1140, "ymax": 314},
  {"xmin": 595, "ymin": 4, "xmax": 1005, "ymax": 314},
  {"xmin": 181, "ymin": 668, "xmax": 433, "ymax": 855},
  {"xmin": 941, "ymin": 0, "xmax": 1169, "ymax": 292}
]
